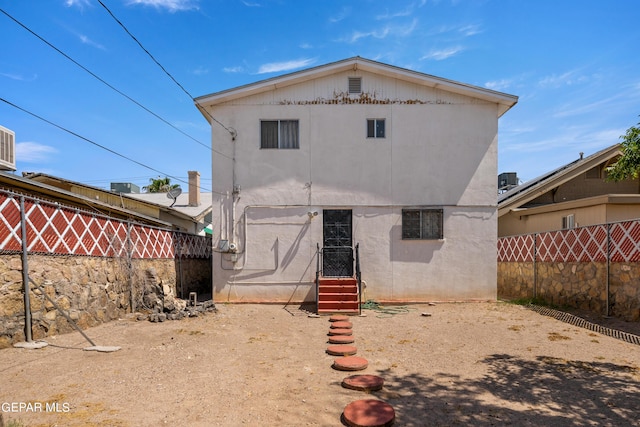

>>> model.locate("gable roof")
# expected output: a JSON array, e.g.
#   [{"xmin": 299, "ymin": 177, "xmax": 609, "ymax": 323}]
[
  {"xmin": 195, "ymin": 56, "xmax": 518, "ymax": 117},
  {"xmin": 498, "ymin": 144, "xmax": 623, "ymax": 217}
]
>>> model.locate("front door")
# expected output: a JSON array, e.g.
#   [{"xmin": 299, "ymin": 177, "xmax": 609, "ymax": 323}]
[{"xmin": 322, "ymin": 209, "xmax": 353, "ymax": 277}]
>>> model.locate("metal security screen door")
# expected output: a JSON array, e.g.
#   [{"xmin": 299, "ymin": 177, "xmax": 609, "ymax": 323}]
[{"xmin": 322, "ymin": 209, "xmax": 353, "ymax": 277}]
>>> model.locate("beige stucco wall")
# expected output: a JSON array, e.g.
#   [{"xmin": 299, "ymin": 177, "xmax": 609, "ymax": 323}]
[{"xmin": 206, "ymin": 70, "xmax": 502, "ymax": 302}]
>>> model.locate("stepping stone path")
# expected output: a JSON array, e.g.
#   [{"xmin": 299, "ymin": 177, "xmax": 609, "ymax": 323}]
[
  {"xmin": 333, "ymin": 356, "xmax": 369, "ymax": 371},
  {"xmin": 330, "ymin": 321, "xmax": 353, "ymax": 329},
  {"xmin": 326, "ymin": 344, "xmax": 357, "ymax": 356},
  {"xmin": 328, "ymin": 328, "xmax": 353, "ymax": 336},
  {"xmin": 323, "ymin": 315, "xmax": 396, "ymax": 425},
  {"xmin": 342, "ymin": 399, "xmax": 395, "ymax": 427},
  {"xmin": 342, "ymin": 374, "xmax": 385, "ymax": 392},
  {"xmin": 328, "ymin": 335, "xmax": 355, "ymax": 344}
]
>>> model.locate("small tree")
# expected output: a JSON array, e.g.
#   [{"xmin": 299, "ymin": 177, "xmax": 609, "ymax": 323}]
[
  {"xmin": 606, "ymin": 119, "xmax": 640, "ymax": 182},
  {"xmin": 143, "ymin": 176, "xmax": 180, "ymax": 193}
]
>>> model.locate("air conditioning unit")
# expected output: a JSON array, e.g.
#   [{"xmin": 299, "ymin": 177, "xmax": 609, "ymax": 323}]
[{"xmin": 0, "ymin": 125, "xmax": 16, "ymax": 171}]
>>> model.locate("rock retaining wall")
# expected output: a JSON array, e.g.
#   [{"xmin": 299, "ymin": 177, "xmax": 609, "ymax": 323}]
[
  {"xmin": 0, "ymin": 254, "xmax": 211, "ymax": 348},
  {"xmin": 498, "ymin": 261, "xmax": 640, "ymax": 321}
]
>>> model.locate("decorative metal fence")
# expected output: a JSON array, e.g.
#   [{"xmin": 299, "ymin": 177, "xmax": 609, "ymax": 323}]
[
  {"xmin": 498, "ymin": 220, "xmax": 640, "ymax": 263},
  {"xmin": 0, "ymin": 189, "xmax": 211, "ymax": 259}
]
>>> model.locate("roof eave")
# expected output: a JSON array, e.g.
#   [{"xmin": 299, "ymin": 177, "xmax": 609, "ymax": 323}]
[{"xmin": 194, "ymin": 56, "xmax": 518, "ymax": 114}]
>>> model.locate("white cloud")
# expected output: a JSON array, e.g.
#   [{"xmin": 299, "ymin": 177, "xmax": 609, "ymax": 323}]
[
  {"xmin": 344, "ymin": 19, "xmax": 416, "ymax": 43},
  {"xmin": 16, "ymin": 142, "xmax": 57, "ymax": 163},
  {"xmin": 329, "ymin": 6, "xmax": 351, "ymax": 23},
  {"xmin": 65, "ymin": 0, "xmax": 92, "ymax": 8},
  {"xmin": 485, "ymin": 79, "xmax": 514, "ymax": 91},
  {"xmin": 458, "ymin": 24, "xmax": 482, "ymax": 36},
  {"xmin": 192, "ymin": 66, "xmax": 209, "ymax": 75},
  {"xmin": 257, "ymin": 58, "xmax": 316, "ymax": 74},
  {"xmin": 538, "ymin": 70, "xmax": 589, "ymax": 88},
  {"xmin": 79, "ymin": 34, "xmax": 106, "ymax": 50},
  {"xmin": 421, "ymin": 46, "xmax": 464, "ymax": 61},
  {"xmin": 223, "ymin": 66, "xmax": 244, "ymax": 73},
  {"xmin": 241, "ymin": 1, "xmax": 261, "ymax": 7},
  {"xmin": 126, "ymin": 0, "xmax": 199, "ymax": 12},
  {"xmin": 0, "ymin": 72, "xmax": 37, "ymax": 82}
]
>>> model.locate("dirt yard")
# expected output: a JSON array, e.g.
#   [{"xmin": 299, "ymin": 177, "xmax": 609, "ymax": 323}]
[{"xmin": 1, "ymin": 302, "xmax": 640, "ymax": 427}]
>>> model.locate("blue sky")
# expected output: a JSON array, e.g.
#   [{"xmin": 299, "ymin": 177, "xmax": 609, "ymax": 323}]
[{"xmin": 1, "ymin": 0, "xmax": 639, "ymax": 192}]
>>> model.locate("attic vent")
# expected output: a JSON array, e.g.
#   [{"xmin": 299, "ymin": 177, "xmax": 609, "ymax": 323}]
[
  {"xmin": 348, "ymin": 77, "xmax": 362, "ymax": 94},
  {"xmin": 0, "ymin": 125, "xmax": 16, "ymax": 172}
]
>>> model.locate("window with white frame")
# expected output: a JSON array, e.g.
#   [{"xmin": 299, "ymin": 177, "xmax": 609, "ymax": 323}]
[
  {"xmin": 367, "ymin": 119, "xmax": 385, "ymax": 138},
  {"xmin": 260, "ymin": 120, "xmax": 299, "ymax": 149},
  {"xmin": 402, "ymin": 208, "xmax": 443, "ymax": 240},
  {"xmin": 562, "ymin": 214, "xmax": 575, "ymax": 229}
]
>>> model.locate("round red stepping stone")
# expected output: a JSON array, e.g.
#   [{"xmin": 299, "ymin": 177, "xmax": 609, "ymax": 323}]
[
  {"xmin": 330, "ymin": 321, "xmax": 353, "ymax": 329},
  {"xmin": 328, "ymin": 328, "xmax": 353, "ymax": 336},
  {"xmin": 342, "ymin": 374, "xmax": 385, "ymax": 392},
  {"xmin": 333, "ymin": 356, "xmax": 368, "ymax": 371},
  {"xmin": 342, "ymin": 399, "xmax": 395, "ymax": 427},
  {"xmin": 329, "ymin": 315, "xmax": 349, "ymax": 322},
  {"xmin": 328, "ymin": 335, "xmax": 355, "ymax": 344},
  {"xmin": 326, "ymin": 345, "xmax": 357, "ymax": 356}
]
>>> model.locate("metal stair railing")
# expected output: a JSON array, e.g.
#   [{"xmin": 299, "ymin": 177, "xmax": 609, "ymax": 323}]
[{"xmin": 315, "ymin": 243, "xmax": 362, "ymax": 314}]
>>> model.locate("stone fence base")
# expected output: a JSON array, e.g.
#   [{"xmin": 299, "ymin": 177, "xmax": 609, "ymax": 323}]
[
  {"xmin": 498, "ymin": 261, "xmax": 640, "ymax": 322},
  {"xmin": 0, "ymin": 254, "xmax": 211, "ymax": 348}
]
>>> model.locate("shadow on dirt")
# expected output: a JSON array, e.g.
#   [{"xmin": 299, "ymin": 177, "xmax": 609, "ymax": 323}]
[{"xmin": 363, "ymin": 354, "xmax": 640, "ymax": 426}]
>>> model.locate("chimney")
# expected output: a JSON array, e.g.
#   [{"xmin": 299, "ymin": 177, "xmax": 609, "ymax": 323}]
[{"xmin": 188, "ymin": 171, "xmax": 200, "ymax": 207}]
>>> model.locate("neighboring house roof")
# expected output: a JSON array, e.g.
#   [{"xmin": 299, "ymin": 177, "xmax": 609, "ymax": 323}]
[
  {"xmin": 0, "ymin": 171, "xmax": 172, "ymax": 227},
  {"xmin": 497, "ymin": 144, "xmax": 623, "ymax": 217},
  {"xmin": 126, "ymin": 191, "xmax": 212, "ymax": 221},
  {"xmin": 21, "ymin": 173, "xmax": 212, "ymax": 229},
  {"xmin": 195, "ymin": 56, "xmax": 518, "ymax": 117}
]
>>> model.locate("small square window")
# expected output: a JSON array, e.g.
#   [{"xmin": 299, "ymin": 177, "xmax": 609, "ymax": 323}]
[
  {"xmin": 367, "ymin": 119, "xmax": 385, "ymax": 138},
  {"xmin": 402, "ymin": 209, "xmax": 443, "ymax": 240},
  {"xmin": 260, "ymin": 120, "xmax": 299, "ymax": 149}
]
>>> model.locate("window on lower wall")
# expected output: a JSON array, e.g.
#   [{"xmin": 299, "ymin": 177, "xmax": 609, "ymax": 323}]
[
  {"xmin": 402, "ymin": 208, "xmax": 443, "ymax": 240},
  {"xmin": 367, "ymin": 119, "xmax": 385, "ymax": 138},
  {"xmin": 261, "ymin": 120, "xmax": 299, "ymax": 149}
]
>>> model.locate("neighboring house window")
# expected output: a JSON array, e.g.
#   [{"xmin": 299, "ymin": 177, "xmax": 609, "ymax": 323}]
[
  {"xmin": 260, "ymin": 120, "xmax": 299, "ymax": 149},
  {"xmin": 402, "ymin": 209, "xmax": 443, "ymax": 240},
  {"xmin": 367, "ymin": 119, "xmax": 385, "ymax": 138},
  {"xmin": 562, "ymin": 214, "xmax": 575, "ymax": 229},
  {"xmin": 348, "ymin": 77, "xmax": 362, "ymax": 94}
]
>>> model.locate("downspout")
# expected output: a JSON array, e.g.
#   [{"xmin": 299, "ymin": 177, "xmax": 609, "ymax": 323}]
[
  {"xmin": 533, "ymin": 233, "xmax": 537, "ymax": 300},
  {"xmin": 606, "ymin": 223, "xmax": 611, "ymax": 317}
]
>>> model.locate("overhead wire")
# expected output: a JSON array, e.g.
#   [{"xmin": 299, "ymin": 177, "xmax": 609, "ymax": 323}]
[
  {"xmin": 96, "ymin": 0, "xmax": 236, "ymax": 138},
  {"xmin": 0, "ymin": 96, "xmax": 226, "ymax": 196},
  {"xmin": 0, "ymin": 6, "xmax": 234, "ymax": 161}
]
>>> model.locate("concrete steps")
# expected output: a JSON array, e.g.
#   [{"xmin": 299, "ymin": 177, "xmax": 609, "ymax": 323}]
[{"xmin": 318, "ymin": 277, "xmax": 359, "ymax": 315}]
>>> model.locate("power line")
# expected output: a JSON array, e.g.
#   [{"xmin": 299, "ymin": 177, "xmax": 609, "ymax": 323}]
[
  {"xmin": 0, "ymin": 7, "xmax": 210, "ymax": 151},
  {"xmin": 0, "ymin": 6, "xmax": 234, "ymax": 161},
  {"xmin": 96, "ymin": 0, "xmax": 236, "ymax": 138},
  {"xmin": 0, "ymin": 96, "xmax": 226, "ymax": 196}
]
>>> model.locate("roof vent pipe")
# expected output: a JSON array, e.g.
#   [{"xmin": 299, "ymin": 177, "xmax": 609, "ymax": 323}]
[{"xmin": 579, "ymin": 152, "xmax": 584, "ymax": 160}]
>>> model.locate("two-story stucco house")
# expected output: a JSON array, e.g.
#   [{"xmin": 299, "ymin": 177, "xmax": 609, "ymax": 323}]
[{"xmin": 196, "ymin": 57, "xmax": 517, "ymax": 311}]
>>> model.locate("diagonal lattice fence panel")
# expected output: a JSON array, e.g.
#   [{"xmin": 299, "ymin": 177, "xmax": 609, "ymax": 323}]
[
  {"xmin": 534, "ymin": 225, "xmax": 607, "ymax": 262},
  {"xmin": 609, "ymin": 220, "xmax": 640, "ymax": 262},
  {"xmin": 0, "ymin": 189, "xmax": 210, "ymax": 259},
  {"xmin": 0, "ymin": 192, "xmax": 22, "ymax": 251},
  {"xmin": 497, "ymin": 234, "xmax": 535, "ymax": 262}
]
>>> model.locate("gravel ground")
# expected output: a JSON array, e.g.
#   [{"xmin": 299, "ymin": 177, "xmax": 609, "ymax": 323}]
[{"xmin": 1, "ymin": 302, "xmax": 640, "ymax": 426}]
